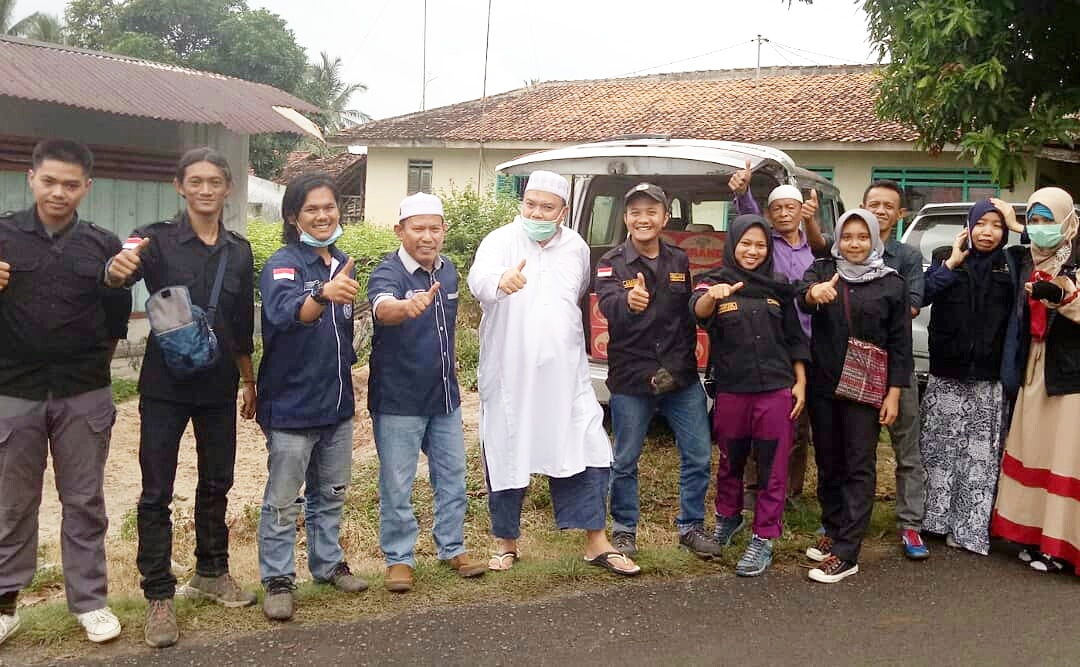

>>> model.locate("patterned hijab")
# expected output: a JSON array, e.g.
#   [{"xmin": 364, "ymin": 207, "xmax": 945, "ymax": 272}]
[{"xmin": 831, "ymin": 209, "xmax": 897, "ymax": 283}]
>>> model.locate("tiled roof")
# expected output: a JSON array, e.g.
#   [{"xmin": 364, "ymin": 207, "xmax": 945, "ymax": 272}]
[
  {"xmin": 0, "ymin": 35, "xmax": 319, "ymax": 135},
  {"xmin": 276, "ymin": 151, "xmax": 366, "ymax": 184},
  {"xmin": 334, "ymin": 65, "xmax": 917, "ymax": 145}
]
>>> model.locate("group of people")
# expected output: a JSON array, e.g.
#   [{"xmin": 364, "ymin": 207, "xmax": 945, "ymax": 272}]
[{"xmin": 0, "ymin": 138, "xmax": 1077, "ymax": 652}]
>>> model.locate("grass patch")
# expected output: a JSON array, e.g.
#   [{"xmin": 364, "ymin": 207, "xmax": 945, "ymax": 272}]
[{"xmin": 111, "ymin": 377, "xmax": 139, "ymax": 404}]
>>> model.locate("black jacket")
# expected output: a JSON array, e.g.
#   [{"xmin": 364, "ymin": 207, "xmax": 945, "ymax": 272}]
[
  {"xmin": 0, "ymin": 207, "xmax": 131, "ymax": 400},
  {"xmin": 923, "ymin": 246, "xmax": 1015, "ymax": 381},
  {"xmin": 126, "ymin": 212, "xmax": 255, "ymax": 405},
  {"xmin": 690, "ymin": 273, "xmax": 809, "ymax": 394},
  {"xmin": 798, "ymin": 258, "xmax": 912, "ymax": 394},
  {"xmin": 595, "ymin": 240, "xmax": 699, "ymax": 395}
]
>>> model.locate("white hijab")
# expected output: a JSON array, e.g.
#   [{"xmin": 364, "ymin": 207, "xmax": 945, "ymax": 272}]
[{"xmin": 831, "ymin": 209, "xmax": 897, "ymax": 283}]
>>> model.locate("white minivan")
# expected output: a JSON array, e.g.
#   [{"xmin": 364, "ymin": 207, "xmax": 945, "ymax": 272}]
[{"xmin": 496, "ymin": 137, "xmax": 844, "ymax": 403}]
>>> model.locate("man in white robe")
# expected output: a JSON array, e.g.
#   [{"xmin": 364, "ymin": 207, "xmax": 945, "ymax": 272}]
[{"xmin": 468, "ymin": 170, "xmax": 640, "ymax": 576}]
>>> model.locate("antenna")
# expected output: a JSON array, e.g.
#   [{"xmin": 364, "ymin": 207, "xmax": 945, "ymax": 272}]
[{"xmin": 421, "ymin": 0, "xmax": 427, "ymax": 110}]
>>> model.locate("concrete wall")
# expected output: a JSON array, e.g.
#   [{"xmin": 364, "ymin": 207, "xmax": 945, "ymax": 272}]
[
  {"xmin": 363, "ymin": 146, "xmax": 524, "ymax": 226},
  {"xmin": 2, "ymin": 98, "xmax": 250, "ymax": 234}
]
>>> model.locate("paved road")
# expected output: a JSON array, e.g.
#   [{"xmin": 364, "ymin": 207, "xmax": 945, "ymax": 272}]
[{"xmin": 81, "ymin": 544, "xmax": 1079, "ymax": 666}]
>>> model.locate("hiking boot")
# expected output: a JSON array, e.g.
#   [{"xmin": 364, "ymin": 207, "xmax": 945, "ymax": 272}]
[
  {"xmin": 181, "ymin": 573, "xmax": 256, "ymax": 608},
  {"xmin": 612, "ymin": 531, "xmax": 637, "ymax": 557},
  {"xmin": 900, "ymin": 529, "xmax": 930, "ymax": 560},
  {"xmin": 808, "ymin": 555, "xmax": 859, "ymax": 584},
  {"xmin": 735, "ymin": 535, "xmax": 774, "ymax": 577},
  {"xmin": 0, "ymin": 611, "xmax": 20, "ymax": 647},
  {"xmin": 384, "ymin": 564, "xmax": 413, "ymax": 593},
  {"xmin": 680, "ymin": 525, "xmax": 723, "ymax": 559},
  {"xmin": 262, "ymin": 576, "xmax": 296, "ymax": 621},
  {"xmin": 712, "ymin": 513, "xmax": 746, "ymax": 548},
  {"xmin": 143, "ymin": 599, "xmax": 178, "ymax": 648},
  {"xmin": 322, "ymin": 561, "xmax": 369, "ymax": 592},
  {"xmin": 442, "ymin": 554, "xmax": 487, "ymax": 578},
  {"xmin": 76, "ymin": 606, "xmax": 121, "ymax": 643},
  {"xmin": 806, "ymin": 535, "xmax": 833, "ymax": 562}
]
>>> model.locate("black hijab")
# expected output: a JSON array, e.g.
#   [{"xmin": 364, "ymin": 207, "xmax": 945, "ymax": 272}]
[
  {"xmin": 964, "ymin": 199, "xmax": 1007, "ymax": 314},
  {"xmin": 710, "ymin": 214, "xmax": 796, "ymax": 300}
]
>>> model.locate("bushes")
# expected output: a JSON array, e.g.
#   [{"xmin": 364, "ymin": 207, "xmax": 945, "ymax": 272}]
[{"xmin": 439, "ymin": 183, "xmax": 519, "ymax": 278}]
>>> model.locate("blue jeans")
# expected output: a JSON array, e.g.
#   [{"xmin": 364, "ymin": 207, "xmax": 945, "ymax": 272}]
[
  {"xmin": 488, "ymin": 467, "xmax": 610, "ymax": 539},
  {"xmin": 609, "ymin": 382, "xmax": 712, "ymax": 534},
  {"xmin": 258, "ymin": 419, "xmax": 353, "ymax": 583},
  {"xmin": 372, "ymin": 409, "xmax": 467, "ymax": 567}
]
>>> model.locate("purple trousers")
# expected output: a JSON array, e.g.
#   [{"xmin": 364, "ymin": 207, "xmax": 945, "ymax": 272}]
[{"xmin": 712, "ymin": 388, "xmax": 794, "ymax": 539}]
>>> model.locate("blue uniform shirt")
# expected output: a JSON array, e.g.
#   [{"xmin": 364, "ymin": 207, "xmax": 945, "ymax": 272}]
[
  {"xmin": 367, "ymin": 247, "xmax": 460, "ymax": 416},
  {"xmin": 256, "ymin": 242, "xmax": 356, "ymax": 429}
]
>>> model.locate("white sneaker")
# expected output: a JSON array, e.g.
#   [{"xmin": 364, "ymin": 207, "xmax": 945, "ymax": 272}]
[
  {"xmin": 76, "ymin": 606, "xmax": 121, "ymax": 643},
  {"xmin": 945, "ymin": 534, "xmax": 961, "ymax": 549},
  {"xmin": 0, "ymin": 611, "xmax": 20, "ymax": 646}
]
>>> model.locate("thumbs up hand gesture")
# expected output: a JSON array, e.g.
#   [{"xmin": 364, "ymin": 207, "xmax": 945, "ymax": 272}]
[
  {"xmin": 499, "ymin": 259, "xmax": 528, "ymax": 295},
  {"xmin": 0, "ymin": 259, "xmax": 9, "ymax": 292},
  {"xmin": 801, "ymin": 188, "xmax": 819, "ymax": 223},
  {"xmin": 727, "ymin": 159, "xmax": 752, "ymax": 195},
  {"xmin": 404, "ymin": 281, "xmax": 441, "ymax": 318},
  {"xmin": 106, "ymin": 236, "xmax": 151, "ymax": 287},
  {"xmin": 808, "ymin": 272, "xmax": 841, "ymax": 305},
  {"xmin": 322, "ymin": 257, "xmax": 360, "ymax": 304},
  {"xmin": 628, "ymin": 272, "xmax": 651, "ymax": 313},
  {"xmin": 706, "ymin": 281, "xmax": 744, "ymax": 302}
]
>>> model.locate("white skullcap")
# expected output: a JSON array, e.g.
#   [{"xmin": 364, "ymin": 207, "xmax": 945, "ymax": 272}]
[
  {"xmin": 767, "ymin": 184, "xmax": 804, "ymax": 205},
  {"xmin": 398, "ymin": 192, "xmax": 444, "ymax": 222},
  {"xmin": 524, "ymin": 170, "xmax": 570, "ymax": 202}
]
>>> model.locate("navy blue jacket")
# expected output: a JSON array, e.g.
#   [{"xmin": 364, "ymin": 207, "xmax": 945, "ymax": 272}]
[{"xmin": 256, "ymin": 243, "xmax": 356, "ymax": 429}]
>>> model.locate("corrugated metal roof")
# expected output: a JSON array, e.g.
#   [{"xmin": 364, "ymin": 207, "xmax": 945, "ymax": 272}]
[{"xmin": 0, "ymin": 35, "xmax": 321, "ymax": 136}]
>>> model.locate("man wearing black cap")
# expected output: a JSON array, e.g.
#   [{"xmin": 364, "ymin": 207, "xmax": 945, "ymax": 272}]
[{"xmin": 595, "ymin": 183, "xmax": 721, "ymax": 558}]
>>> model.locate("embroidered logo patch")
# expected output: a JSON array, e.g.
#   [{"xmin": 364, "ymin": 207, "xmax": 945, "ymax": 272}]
[
  {"xmin": 596, "ymin": 266, "xmax": 613, "ymax": 278},
  {"xmin": 122, "ymin": 236, "xmax": 143, "ymax": 250},
  {"xmin": 622, "ymin": 279, "xmax": 638, "ymax": 289},
  {"xmin": 343, "ymin": 303, "xmax": 353, "ymax": 319},
  {"xmin": 717, "ymin": 302, "xmax": 738, "ymax": 314},
  {"xmin": 447, "ymin": 291, "xmax": 459, "ymax": 300},
  {"xmin": 694, "ymin": 281, "xmax": 712, "ymax": 291},
  {"xmin": 669, "ymin": 272, "xmax": 686, "ymax": 282},
  {"xmin": 767, "ymin": 298, "xmax": 780, "ymax": 307},
  {"xmin": 272, "ymin": 267, "xmax": 296, "ymax": 281}
]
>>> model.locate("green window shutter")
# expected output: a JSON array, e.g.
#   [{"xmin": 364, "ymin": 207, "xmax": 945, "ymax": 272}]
[
  {"xmin": 807, "ymin": 167, "xmax": 834, "ymax": 182},
  {"xmin": 496, "ymin": 173, "xmax": 511, "ymax": 197},
  {"xmin": 870, "ymin": 167, "xmax": 1000, "ymax": 238}
]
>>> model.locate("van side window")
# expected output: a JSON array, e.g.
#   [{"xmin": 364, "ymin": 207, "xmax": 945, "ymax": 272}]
[
  {"xmin": 691, "ymin": 201, "xmax": 729, "ymax": 232},
  {"xmin": 588, "ymin": 195, "xmax": 620, "ymax": 245}
]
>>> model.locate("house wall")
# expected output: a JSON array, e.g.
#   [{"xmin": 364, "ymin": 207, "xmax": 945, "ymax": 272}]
[{"xmin": 363, "ymin": 146, "xmax": 524, "ymax": 226}]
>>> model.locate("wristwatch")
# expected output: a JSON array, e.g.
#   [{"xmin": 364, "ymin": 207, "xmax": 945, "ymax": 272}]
[{"xmin": 310, "ymin": 280, "xmax": 329, "ymax": 305}]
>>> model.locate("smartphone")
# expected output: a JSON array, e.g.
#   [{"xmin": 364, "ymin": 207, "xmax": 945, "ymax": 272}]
[{"xmin": 960, "ymin": 236, "xmax": 969, "ymax": 252}]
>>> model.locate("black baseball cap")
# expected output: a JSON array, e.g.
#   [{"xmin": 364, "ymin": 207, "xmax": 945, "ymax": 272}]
[{"xmin": 624, "ymin": 182, "xmax": 668, "ymax": 208}]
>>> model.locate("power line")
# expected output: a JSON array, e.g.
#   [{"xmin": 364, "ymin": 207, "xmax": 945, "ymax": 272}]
[
  {"xmin": 768, "ymin": 42, "xmax": 794, "ymax": 66},
  {"xmin": 772, "ymin": 41, "xmax": 820, "ymax": 66},
  {"xmin": 616, "ymin": 40, "xmax": 754, "ymax": 78},
  {"xmin": 768, "ymin": 40, "xmax": 855, "ymax": 64}
]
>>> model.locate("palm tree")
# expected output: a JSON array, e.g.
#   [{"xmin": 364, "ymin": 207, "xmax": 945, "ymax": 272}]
[
  {"xmin": 304, "ymin": 51, "xmax": 370, "ymax": 137},
  {"xmin": 1, "ymin": 1, "xmax": 65, "ymax": 43}
]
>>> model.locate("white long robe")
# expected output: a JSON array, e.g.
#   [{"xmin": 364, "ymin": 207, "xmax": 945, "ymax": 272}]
[{"xmin": 468, "ymin": 220, "xmax": 612, "ymax": 492}]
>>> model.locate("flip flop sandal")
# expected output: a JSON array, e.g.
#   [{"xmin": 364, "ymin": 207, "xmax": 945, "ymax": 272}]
[
  {"xmin": 586, "ymin": 551, "xmax": 641, "ymax": 576},
  {"xmin": 488, "ymin": 552, "xmax": 518, "ymax": 571}
]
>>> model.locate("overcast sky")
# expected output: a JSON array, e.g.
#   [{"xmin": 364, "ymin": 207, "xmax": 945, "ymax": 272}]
[{"xmin": 28, "ymin": 0, "xmax": 879, "ymax": 120}]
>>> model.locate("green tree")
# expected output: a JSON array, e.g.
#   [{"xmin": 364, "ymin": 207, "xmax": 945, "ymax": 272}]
[
  {"xmin": 864, "ymin": 0, "xmax": 1080, "ymax": 187},
  {"xmin": 303, "ymin": 51, "xmax": 370, "ymax": 138},
  {"xmin": 2, "ymin": 0, "xmax": 64, "ymax": 43}
]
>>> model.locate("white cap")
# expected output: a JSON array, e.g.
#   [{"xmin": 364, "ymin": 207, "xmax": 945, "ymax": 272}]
[
  {"xmin": 767, "ymin": 184, "xmax": 804, "ymax": 205},
  {"xmin": 398, "ymin": 192, "xmax": 444, "ymax": 222},
  {"xmin": 524, "ymin": 170, "xmax": 570, "ymax": 202}
]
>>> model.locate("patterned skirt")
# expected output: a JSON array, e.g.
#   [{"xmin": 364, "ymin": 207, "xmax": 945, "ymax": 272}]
[{"xmin": 920, "ymin": 375, "xmax": 1005, "ymax": 555}]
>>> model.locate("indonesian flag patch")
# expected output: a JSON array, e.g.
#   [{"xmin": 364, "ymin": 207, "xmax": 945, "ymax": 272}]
[
  {"xmin": 272, "ymin": 267, "xmax": 296, "ymax": 281},
  {"xmin": 122, "ymin": 236, "xmax": 143, "ymax": 250},
  {"xmin": 694, "ymin": 281, "xmax": 712, "ymax": 291},
  {"xmin": 596, "ymin": 266, "xmax": 613, "ymax": 278}
]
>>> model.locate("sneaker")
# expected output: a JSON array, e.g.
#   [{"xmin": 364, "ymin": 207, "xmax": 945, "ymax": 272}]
[
  {"xmin": 181, "ymin": 573, "xmax": 256, "ymax": 608},
  {"xmin": 680, "ymin": 525, "xmax": 723, "ymax": 559},
  {"xmin": 322, "ymin": 561, "xmax": 370, "ymax": 591},
  {"xmin": 0, "ymin": 611, "xmax": 20, "ymax": 646},
  {"xmin": 143, "ymin": 599, "xmax": 178, "ymax": 649},
  {"xmin": 443, "ymin": 554, "xmax": 487, "ymax": 578},
  {"xmin": 712, "ymin": 513, "xmax": 746, "ymax": 547},
  {"xmin": 808, "ymin": 555, "xmax": 859, "ymax": 583},
  {"xmin": 806, "ymin": 535, "xmax": 833, "ymax": 562},
  {"xmin": 76, "ymin": 606, "xmax": 121, "ymax": 643},
  {"xmin": 262, "ymin": 576, "xmax": 296, "ymax": 621},
  {"xmin": 735, "ymin": 535, "xmax": 773, "ymax": 577},
  {"xmin": 611, "ymin": 531, "xmax": 637, "ymax": 557},
  {"xmin": 1018, "ymin": 547, "xmax": 1036, "ymax": 563},
  {"xmin": 900, "ymin": 529, "xmax": 930, "ymax": 560},
  {"xmin": 1028, "ymin": 552, "xmax": 1067, "ymax": 573},
  {"xmin": 945, "ymin": 534, "xmax": 961, "ymax": 549}
]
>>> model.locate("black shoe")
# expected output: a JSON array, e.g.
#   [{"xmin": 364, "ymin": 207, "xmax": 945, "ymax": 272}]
[{"xmin": 680, "ymin": 525, "xmax": 723, "ymax": 559}]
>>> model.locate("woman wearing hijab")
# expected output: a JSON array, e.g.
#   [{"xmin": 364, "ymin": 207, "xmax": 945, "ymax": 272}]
[
  {"xmin": 691, "ymin": 214, "xmax": 809, "ymax": 577},
  {"xmin": 991, "ymin": 187, "xmax": 1080, "ymax": 574},
  {"xmin": 797, "ymin": 209, "xmax": 912, "ymax": 583},
  {"xmin": 919, "ymin": 200, "xmax": 1014, "ymax": 555}
]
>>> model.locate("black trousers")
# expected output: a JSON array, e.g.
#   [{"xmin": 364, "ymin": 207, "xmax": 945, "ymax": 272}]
[
  {"xmin": 807, "ymin": 391, "xmax": 880, "ymax": 563},
  {"xmin": 136, "ymin": 396, "xmax": 237, "ymax": 600}
]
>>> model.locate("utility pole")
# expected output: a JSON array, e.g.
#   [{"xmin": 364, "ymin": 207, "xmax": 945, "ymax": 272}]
[
  {"xmin": 419, "ymin": 0, "xmax": 423, "ymax": 110},
  {"xmin": 477, "ymin": 0, "xmax": 492, "ymax": 195},
  {"xmin": 756, "ymin": 34, "xmax": 765, "ymax": 80}
]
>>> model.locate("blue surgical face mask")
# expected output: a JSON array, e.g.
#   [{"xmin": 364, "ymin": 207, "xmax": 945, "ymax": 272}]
[
  {"xmin": 299, "ymin": 223, "xmax": 343, "ymax": 248},
  {"xmin": 518, "ymin": 214, "xmax": 559, "ymax": 242},
  {"xmin": 1027, "ymin": 223, "xmax": 1064, "ymax": 249}
]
